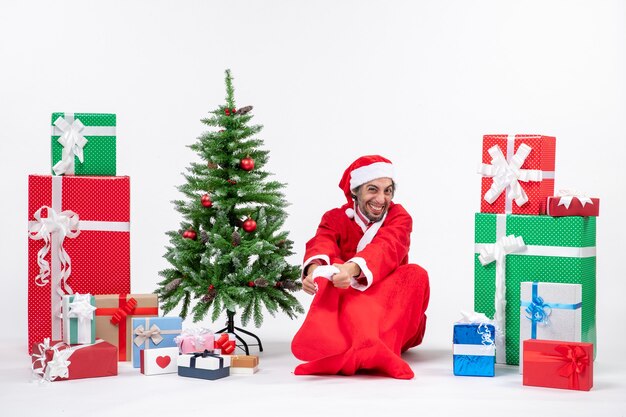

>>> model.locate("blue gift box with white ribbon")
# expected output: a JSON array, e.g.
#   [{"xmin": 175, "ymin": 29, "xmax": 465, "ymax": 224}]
[
  {"xmin": 519, "ymin": 281, "xmax": 582, "ymax": 372},
  {"xmin": 453, "ymin": 323, "xmax": 496, "ymax": 377},
  {"xmin": 131, "ymin": 317, "xmax": 183, "ymax": 368}
]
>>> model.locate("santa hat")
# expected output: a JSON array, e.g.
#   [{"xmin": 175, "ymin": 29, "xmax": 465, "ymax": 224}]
[{"xmin": 338, "ymin": 155, "xmax": 396, "ymax": 204}]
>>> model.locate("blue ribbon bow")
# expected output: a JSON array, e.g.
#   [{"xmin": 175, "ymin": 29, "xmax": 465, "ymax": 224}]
[{"xmin": 521, "ymin": 282, "xmax": 582, "ymax": 339}]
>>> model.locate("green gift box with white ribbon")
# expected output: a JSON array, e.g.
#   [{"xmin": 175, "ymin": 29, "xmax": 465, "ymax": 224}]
[
  {"xmin": 62, "ymin": 293, "xmax": 96, "ymax": 345},
  {"xmin": 474, "ymin": 213, "xmax": 596, "ymax": 365},
  {"xmin": 51, "ymin": 112, "xmax": 116, "ymax": 176}
]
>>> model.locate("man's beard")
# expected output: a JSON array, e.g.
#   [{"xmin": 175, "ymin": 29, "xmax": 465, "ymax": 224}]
[{"xmin": 356, "ymin": 198, "xmax": 387, "ymax": 222}]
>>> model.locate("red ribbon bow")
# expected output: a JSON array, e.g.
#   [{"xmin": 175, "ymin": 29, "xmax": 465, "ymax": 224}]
[
  {"xmin": 555, "ymin": 344, "xmax": 589, "ymax": 390},
  {"xmin": 110, "ymin": 297, "xmax": 137, "ymax": 325},
  {"xmin": 215, "ymin": 333, "xmax": 236, "ymax": 354}
]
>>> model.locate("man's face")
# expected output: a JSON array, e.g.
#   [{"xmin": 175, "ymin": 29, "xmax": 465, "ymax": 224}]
[{"xmin": 353, "ymin": 177, "xmax": 394, "ymax": 222}]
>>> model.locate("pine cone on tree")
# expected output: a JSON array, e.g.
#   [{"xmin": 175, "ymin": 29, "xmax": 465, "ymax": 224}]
[
  {"xmin": 207, "ymin": 162, "xmax": 218, "ymax": 169},
  {"xmin": 164, "ymin": 277, "xmax": 182, "ymax": 293},
  {"xmin": 254, "ymin": 277, "xmax": 268, "ymax": 288},
  {"xmin": 232, "ymin": 230, "xmax": 241, "ymax": 246},
  {"xmin": 200, "ymin": 230, "xmax": 209, "ymax": 244},
  {"xmin": 202, "ymin": 286, "xmax": 217, "ymax": 303},
  {"xmin": 236, "ymin": 105, "xmax": 253, "ymax": 115},
  {"xmin": 282, "ymin": 280, "xmax": 298, "ymax": 291}
]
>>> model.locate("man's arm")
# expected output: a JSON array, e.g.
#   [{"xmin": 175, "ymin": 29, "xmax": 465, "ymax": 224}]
[{"xmin": 301, "ymin": 210, "xmax": 345, "ymax": 294}]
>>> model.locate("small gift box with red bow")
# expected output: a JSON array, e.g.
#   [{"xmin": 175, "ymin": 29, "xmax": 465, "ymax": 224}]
[
  {"xmin": 523, "ymin": 339, "xmax": 593, "ymax": 391},
  {"xmin": 178, "ymin": 350, "xmax": 230, "ymax": 380},
  {"xmin": 140, "ymin": 346, "xmax": 179, "ymax": 375},
  {"xmin": 214, "ymin": 333, "xmax": 237, "ymax": 354},
  {"xmin": 174, "ymin": 327, "xmax": 215, "ymax": 354},
  {"xmin": 94, "ymin": 294, "xmax": 158, "ymax": 361},
  {"xmin": 62, "ymin": 293, "xmax": 96, "ymax": 345},
  {"xmin": 478, "ymin": 134, "xmax": 556, "ymax": 215},
  {"xmin": 542, "ymin": 190, "xmax": 600, "ymax": 217},
  {"xmin": 131, "ymin": 316, "xmax": 182, "ymax": 368},
  {"xmin": 31, "ymin": 338, "xmax": 118, "ymax": 382}
]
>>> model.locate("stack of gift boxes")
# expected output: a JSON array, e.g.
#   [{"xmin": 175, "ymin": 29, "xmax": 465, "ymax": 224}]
[
  {"xmin": 453, "ymin": 134, "xmax": 597, "ymax": 392},
  {"xmin": 28, "ymin": 112, "xmax": 259, "ymax": 382}
]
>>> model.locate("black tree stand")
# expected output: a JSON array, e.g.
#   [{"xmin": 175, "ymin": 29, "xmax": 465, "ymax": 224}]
[{"xmin": 215, "ymin": 310, "xmax": 263, "ymax": 355}]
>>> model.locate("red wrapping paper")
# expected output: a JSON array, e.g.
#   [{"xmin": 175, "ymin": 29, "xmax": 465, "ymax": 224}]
[
  {"xmin": 523, "ymin": 339, "xmax": 593, "ymax": 391},
  {"xmin": 479, "ymin": 134, "xmax": 556, "ymax": 215},
  {"xmin": 543, "ymin": 196, "xmax": 600, "ymax": 217},
  {"xmin": 31, "ymin": 340, "xmax": 118, "ymax": 381},
  {"xmin": 27, "ymin": 175, "xmax": 130, "ymax": 354}
]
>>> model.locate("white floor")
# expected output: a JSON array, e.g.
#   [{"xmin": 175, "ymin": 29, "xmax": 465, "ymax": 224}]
[{"xmin": 2, "ymin": 337, "xmax": 624, "ymax": 417}]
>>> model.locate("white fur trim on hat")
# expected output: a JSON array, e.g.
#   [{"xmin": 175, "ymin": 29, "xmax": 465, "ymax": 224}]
[{"xmin": 349, "ymin": 161, "xmax": 395, "ymax": 191}]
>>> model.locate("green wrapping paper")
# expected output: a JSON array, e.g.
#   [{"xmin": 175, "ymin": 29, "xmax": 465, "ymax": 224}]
[
  {"xmin": 51, "ymin": 112, "xmax": 116, "ymax": 176},
  {"xmin": 474, "ymin": 213, "xmax": 596, "ymax": 365}
]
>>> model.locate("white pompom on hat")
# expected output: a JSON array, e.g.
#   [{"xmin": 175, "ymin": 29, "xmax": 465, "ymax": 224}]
[{"xmin": 338, "ymin": 155, "xmax": 396, "ymax": 204}]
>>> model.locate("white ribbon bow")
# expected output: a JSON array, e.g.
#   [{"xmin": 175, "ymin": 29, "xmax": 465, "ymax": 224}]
[
  {"xmin": 458, "ymin": 311, "xmax": 493, "ymax": 325},
  {"xmin": 175, "ymin": 327, "xmax": 213, "ymax": 350},
  {"xmin": 31, "ymin": 338, "xmax": 72, "ymax": 382},
  {"xmin": 134, "ymin": 324, "xmax": 164, "ymax": 347},
  {"xmin": 478, "ymin": 143, "xmax": 543, "ymax": 208},
  {"xmin": 52, "ymin": 116, "xmax": 89, "ymax": 176},
  {"xmin": 556, "ymin": 189, "xmax": 594, "ymax": 209},
  {"xmin": 478, "ymin": 234, "xmax": 526, "ymax": 362},
  {"xmin": 67, "ymin": 293, "xmax": 96, "ymax": 345},
  {"xmin": 28, "ymin": 206, "xmax": 80, "ymax": 292}
]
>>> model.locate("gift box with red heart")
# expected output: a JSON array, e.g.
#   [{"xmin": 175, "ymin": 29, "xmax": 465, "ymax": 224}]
[
  {"xmin": 140, "ymin": 347, "xmax": 179, "ymax": 375},
  {"xmin": 522, "ymin": 339, "xmax": 593, "ymax": 391}
]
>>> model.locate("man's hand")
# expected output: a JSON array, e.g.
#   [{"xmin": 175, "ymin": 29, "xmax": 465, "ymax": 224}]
[
  {"xmin": 302, "ymin": 264, "xmax": 319, "ymax": 295},
  {"xmin": 330, "ymin": 262, "xmax": 361, "ymax": 289}
]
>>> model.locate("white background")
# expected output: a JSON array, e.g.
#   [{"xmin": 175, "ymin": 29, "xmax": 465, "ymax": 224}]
[{"xmin": 1, "ymin": 1, "xmax": 625, "ymax": 415}]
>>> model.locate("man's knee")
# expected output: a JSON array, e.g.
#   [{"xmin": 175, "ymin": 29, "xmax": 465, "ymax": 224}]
[{"xmin": 397, "ymin": 264, "xmax": 429, "ymax": 284}]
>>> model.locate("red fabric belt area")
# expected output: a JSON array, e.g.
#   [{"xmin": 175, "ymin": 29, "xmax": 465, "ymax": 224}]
[{"xmin": 95, "ymin": 295, "xmax": 158, "ymax": 361}]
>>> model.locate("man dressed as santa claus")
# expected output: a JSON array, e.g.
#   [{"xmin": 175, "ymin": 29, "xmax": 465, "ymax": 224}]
[{"xmin": 291, "ymin": 155, "xmax": 430, "ymax": 379}]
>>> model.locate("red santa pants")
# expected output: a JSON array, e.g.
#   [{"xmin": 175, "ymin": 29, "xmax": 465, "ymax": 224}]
[{"xmin": 291, "ymin": 263, "xmax": 430, "ymax": 379}]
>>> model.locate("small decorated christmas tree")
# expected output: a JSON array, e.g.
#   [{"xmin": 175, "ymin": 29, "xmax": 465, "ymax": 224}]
[{"xmin": 156, "ymin": 69, "xmax": 303, "ymax": 332}]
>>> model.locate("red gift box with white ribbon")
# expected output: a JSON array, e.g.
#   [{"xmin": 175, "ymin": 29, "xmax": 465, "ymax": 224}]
[
  {"xmin": 543, "ymin": 190, "xmax": 600, "ymax": 217},
  {"xmin": 27, "ymin": 175, "xmax": 130, "ymax": 354},
  {"xmin": 522, "ymin": 339, "xmax": 593, "ymax": 391},
  {"xmin": 31, "ymin": 338, "xmax": 118, "ymax": 382},
  {"xmin": 478, "ymin": 134, "xmax": 556, "ymax": 215}
]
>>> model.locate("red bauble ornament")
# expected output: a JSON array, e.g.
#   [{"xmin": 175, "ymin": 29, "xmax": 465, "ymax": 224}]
[
  {"xmin": 183, "ymin": 228, "xmax": 197, "ymax": 240},
  {"xmin": 201, "ymin": 194, "xmax": 213, "ymax": 208},
  {"xmin": 242, "ymin": 218, "xmax": 257, "ymax": 233},
  {"xmin": 227, "ymin": 179, "xmax": 237, "ymax": 185},
  {"xmin": 275, "ymin": 281, "xmax": 283, "ymax": 288},
  {"xmin": 247, "ymin": 281, "xmax": 255, "ymax": 287},
  {"xmin": 209, "ymin": 284, "xmax": 214, "ymax": 290},
  {"xmin": 240, "ymin": 156, "xmax": 255, "ymax": 171},
  {"xmin": 224, "ymin": 109, "xmax": 230, "ymax": 116}
]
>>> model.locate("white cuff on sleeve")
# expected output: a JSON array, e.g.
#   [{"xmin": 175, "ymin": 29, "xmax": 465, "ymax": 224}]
[
  {"xmin": 348, "ymin": 257, "xmax": 372, "ymax": 291},
  {"xmin": 302, "ymin": 255, "xmax": 330, "ymax": 279}
]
